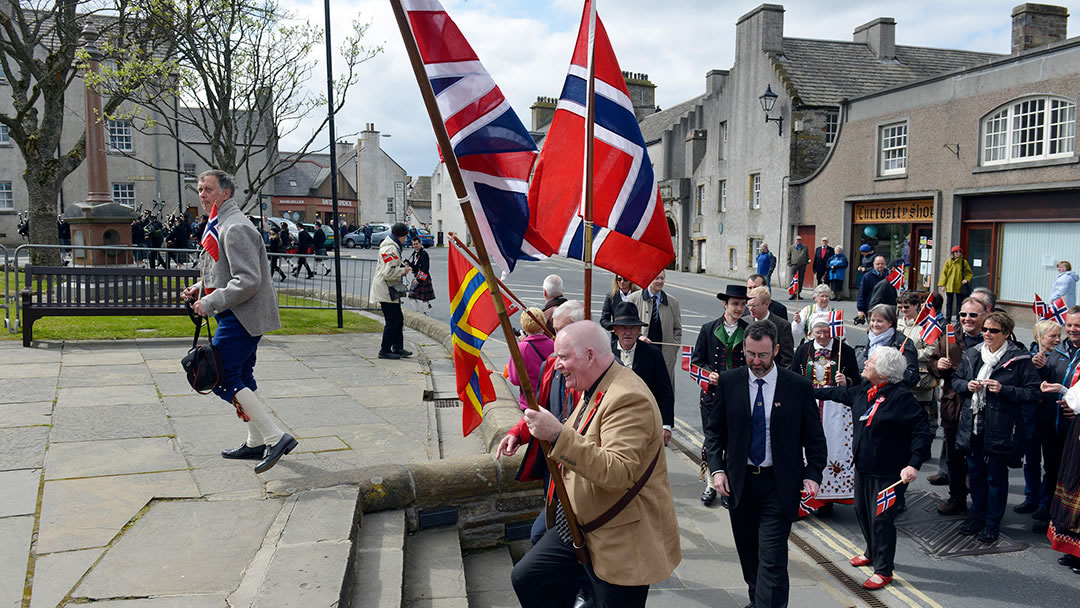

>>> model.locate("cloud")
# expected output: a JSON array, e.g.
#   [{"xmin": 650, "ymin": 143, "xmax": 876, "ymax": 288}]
[{"xmin": 277, "ymin": 0, "xmax": 1050, "ymax": 178}]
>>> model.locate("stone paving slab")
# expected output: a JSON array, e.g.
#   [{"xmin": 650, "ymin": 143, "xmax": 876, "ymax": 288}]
[
  {"xmin": 44, "ymin": 437, "xmax": 188, "ymax": 480},
  {"xmin": 251, "ymin": 541, "xmax": 353, "ymax": 607},
  {"xmin": 153, "ymin": 372, "xmax": 200, "ymax": 397},
  {"xmin": 265, "ymin": 395, "xmax": 382, "ymax": 430},
  {"xmin": 0, "ymin": 426, "xmax": 49, "ymax": 469},
  {"xmin": 163, "ymin": 394, "xmax": 232, "ymax": 418},
  {"xmin": 0, "ymin": 516, "xmax": 34, "ymax": 608},
  {"xmin": 291, "ymin": 435, "xmax": 350, "ymax": 454},
  {"xmin": 0, "ymin": 401, "xmax": 52, "ymax": 428},
  {"xmin": 0, "ymin": 362, "xmax": 59, "ymax": 379},
  {"xmin": 0, "ymin": 377, "xmax": 57, "ymax": 403},
  {"xmin": 49, "ymin": 403, "xmax": 172, "ymax": 444},
  {"xmin": 0, "ymin": 344, "xmax": 62, "ymax": 363},
  {"xmin": 56, "ymin": 383, "xmax": 161, "ymax": 408},
  {"xmin": 244, "ymin": 359, "xmax": 326, "ymax": 380},
  {"xmin": 37, "ymin": 471, "xmax": 200, "ymax": 553},
  {"xmin": 75, "ymin": 597, "xmax": 227, "ymax": 607},
  {"xmin": 75, "ymin": 499, "xmax": 282, "ymax": 599},
  {"xmin": 278, "ymin": 486, "xmax": 358, "ymax": 545},
  {"xmin": 147, "ymin": 358, "xmax": 184, "ymax": 374},
  {"xmin": 344, "ymin": 383, "xmax": 430, "ymax": 408},
  {"xmin": 57, "ymin": 364, "xmax": 153, "ymax": 388},
  {"xmin": 0, "ymin": 469, "xmax": 41, "ymax": 517},
  {"xmin": 190, "ymin": 462, "xmax": 264, "ymax": 499},
  {"xmin": 254, "ymin": 377, "xmax": 349, "ymax": 399},
  {"xmin": 29, "ymin": 547, "xmax": 104, "ymax": 608},
  {"xmin": 172, "ymin": 414, "xmax": 263, "ymax": 457},
  {"xmin": 61, "ymin": 350, "xmax": 145, "ymax": 366}
]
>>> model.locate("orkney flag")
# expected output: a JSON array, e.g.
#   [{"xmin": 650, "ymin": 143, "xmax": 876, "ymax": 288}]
[
  {"xmin": 526, "ymin": 0, "xmax": 674, "ymax": 288},
  {"xmin": 201, "ymin": 204, "xmax": 220, "ymax": 261},
  {"xmin": 398, "ymin": 0, "xmax": 550, "ymax": 274}
]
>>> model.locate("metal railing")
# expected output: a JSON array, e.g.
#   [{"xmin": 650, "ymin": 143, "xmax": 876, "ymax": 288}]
[{"xmin": 2, "ymin": 243, "xmax": 378, "ymax": 333}]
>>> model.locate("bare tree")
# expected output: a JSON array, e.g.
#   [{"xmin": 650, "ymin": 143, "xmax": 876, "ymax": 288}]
[
  {"xmin": 94, "ymin": 0, "xmax": 381, "ymax": 211},
  {"xmin": 0, "ymin": 0, "xmax": 159, "ymax": 257}
]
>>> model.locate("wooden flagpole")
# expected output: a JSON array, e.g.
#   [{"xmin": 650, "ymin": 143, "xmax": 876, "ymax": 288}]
[
  {"xmin": 582, "ymin": 0, "xmax": 597, "ymax": 320},
  {"xmin": 389, "ymin": 0, "xmax": 590, "ymax": 561}
]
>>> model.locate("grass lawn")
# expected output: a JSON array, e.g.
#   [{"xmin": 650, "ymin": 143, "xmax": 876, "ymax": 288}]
[{"xmin": 1, "ymin": 296, "xmax": 381, "ymax": 341}]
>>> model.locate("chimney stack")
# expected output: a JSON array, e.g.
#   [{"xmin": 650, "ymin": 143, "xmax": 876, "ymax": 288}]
[
  {"xmin": 853, "ymin": 17, "xmax": 896, "ymax": 61},
  {"xmin": 1011, "ymin": 4, "xmax": 1068, "ymax": 54}
]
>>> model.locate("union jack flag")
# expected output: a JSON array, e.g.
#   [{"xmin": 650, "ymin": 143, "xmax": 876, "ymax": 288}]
[
  {"xmin": 886, "ymin": 266, "xmax": 905, "ymax": 290},
  {"xmin": 947, "ymin": 323, "xmax": 956, "ymax": 345},
  {"xmin": 200, "ymin": 204, "xmax": 219, "ymax": 262},
  {"xmin": 1033, "ymin": 293, "xmax": 1050, "ymax": 319},
  {"xmin": 788, "ymin": 273, "xmax": 800, "ymax": 297},
  {"xmin": 525, "ymin": 0, "xmax": 674, "ymax": 288},
  {"xmin": 920, "ymin": 309, "xmax": 944, "ymax": 345},
  {"xmin": 1048, "ymin": 296, "xmax": 1069, "ymax": 324},
  {"xmin": 875, "ymin": 486, "xmax": 897, "ymax": 516},
  {"xmin": 828, "ymin": 310, "xmax": 845, "ymax": 340},
  {"xmin": 399, "ymin": 0, "xmax": 550, "ymax": 275},
  {"xmin": 681, "ymin": 346, "xmax": 711, "ymax": 391}
]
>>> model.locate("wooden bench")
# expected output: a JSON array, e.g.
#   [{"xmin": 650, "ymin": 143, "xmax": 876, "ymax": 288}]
[{"xmin": 20, "ymin": 265, "xmax": 201, "ymax": 346}]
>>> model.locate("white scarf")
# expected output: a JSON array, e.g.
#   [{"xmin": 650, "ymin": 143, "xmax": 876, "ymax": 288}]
[
  {"xmin": 971, "ymin": 342, "xmax": 1007, "ymax": 416},
  {"xmin": 867, "ymin": 327, "xmax": 895, "ymax": 357}
]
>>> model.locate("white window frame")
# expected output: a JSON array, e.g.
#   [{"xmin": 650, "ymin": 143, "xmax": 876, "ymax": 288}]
[
  {"xmin": 749, "ymin": 173, "xmax": 761, "ymax": 210},
  {"xmin": 748, "ymin": 237, "xmax": 763, "ymax": 269},
  {"xmin": 183, "ymin": 163, "xmax": 197, "ymax": 182},
  {"xmin": 112, "ymin": 182, "xmax": 136, "ymax": 208},
  {"xmin": 0, "ymin": 124, "xmax": 9, "ymax": 145},
  {"xmin": 825, "ymin": 111, "xmax": 839, "ymax": 146},
  {"xmin": 728, "ymin": 247, "xmax": 738, "ymax": 271},
  {"xmin": 107, "ymin": 120, "xmax": 133, "ymax": 153},
  {"xmin": 878, "ymin": 121, "xmax": 908, "ymax": 176},
  {"xmin": 0, "ymin": 181, "xmax": 12, "ymax": 210},
  {"xmin": 981, "ymin": 96, "xmax": 1076, "ymax": 166},
  {"xmin": 718, "ymin": 179, "xmax": 727, "ymax": 213},
  {"xmin": 718, "ymin": 121, "xmax": 728, "ymax": 160}
]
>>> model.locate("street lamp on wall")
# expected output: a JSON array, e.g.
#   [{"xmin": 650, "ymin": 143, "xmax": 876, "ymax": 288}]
[{"xmin": 759, "ymin": 85, "xmax": 784, "ymax": 137}]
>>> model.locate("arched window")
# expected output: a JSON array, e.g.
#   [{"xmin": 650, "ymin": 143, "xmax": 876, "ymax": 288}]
[{"xmin": 981, "ymin": 96, "xmax": 1076, "ymax": 165}]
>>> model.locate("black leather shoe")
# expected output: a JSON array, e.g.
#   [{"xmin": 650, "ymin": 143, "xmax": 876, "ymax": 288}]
[
  {"xmin": 1013, "ymin": 501, "xmax": 1038, "ymax": 514},
  {"xmin": 255, "ymin": 434, "xmax": 298, "ymax": 474},
  {"xmin": 393, "ymin": 347, "xmax": 413, "ymax": 358},
  {"xmin": 937, "ymin": 498, "xmax": 966, "ymax": 516},
  {"xmin": 1058, "ymin": 555, "xmax": 1080, "ymax": 567},
  {"xmin": 221, "ymin": 443, "xmax": 265, "ymax": 460},
  {"xmin": 378, "ymin": 350, "xmax": 401, "ymax": 360},
  {"xmin": 927, "ymin": 473, "xmax": 949, "ymax": 486},
  {"xmin": 701, "ymin": 487, "xmax": 717, "ymax": 506},
  {"xmin": 976, "ymin": 525, "xmax": 1000, "ymax": 544},
  {"xmin": 958, "ymin": 518, "xmax": 982, "ymax": 536}
]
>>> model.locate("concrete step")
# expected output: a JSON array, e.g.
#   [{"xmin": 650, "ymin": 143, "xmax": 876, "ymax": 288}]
[
  {"xmin": 347, "ymin": 509, "xmax": 408, "ymax": 608},
  {"xmin": 403, "ymin": 526, "xmax": 468, "ymax": 608},
  {"xmin": 463, "ymin": 546, "xmax": 517, "ymax": 608}
]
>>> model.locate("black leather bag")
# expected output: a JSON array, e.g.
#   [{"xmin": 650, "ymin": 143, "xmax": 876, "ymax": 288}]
[{"xmin": 181, "ymin": 302, "xmax": 223, "ymax": 394}]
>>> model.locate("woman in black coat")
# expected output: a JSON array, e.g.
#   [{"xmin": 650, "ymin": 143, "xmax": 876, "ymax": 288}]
[
  {"xmin": 815, "ymin": 346, "xmax": 932, "ymax": 591},
  {"xmin": 406, "ymin": 236, "xmax": 435, "ymax": 312},
  {"xmin": 853, "ymin": 303, "xmax": 920, "ymax": 388},
  {"xmin": 953, "ymin": 310, "xmax": 1041, "ymax": 543},
  {"xmin": 599, "ymin": 275, "xmax": 638, "ymax": 330}
]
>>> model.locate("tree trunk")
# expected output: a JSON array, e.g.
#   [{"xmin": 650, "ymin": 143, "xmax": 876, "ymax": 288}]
[{"xmin": 24, "ymin": 173, "xmax": 63, "ymax": 267}]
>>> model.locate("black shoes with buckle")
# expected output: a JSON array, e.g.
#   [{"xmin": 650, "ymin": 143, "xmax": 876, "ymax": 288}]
[
  {"xmin": 255, "ymin": 434, "xmax": 298, "ymax": 474},
  {"xmin": 221, "ymin": 443, "xmax": 265, "ymax": 461}
]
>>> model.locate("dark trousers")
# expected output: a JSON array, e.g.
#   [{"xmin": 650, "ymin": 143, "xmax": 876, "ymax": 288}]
[
  {"xmin": 730, "ymin": 468, "xmax": 792, "ymax": 608},
  {"xmin": 816, "ymin": 269, "xmax": 828, "ymax": 286},
  {"xmin": 967, "ymin": 434, "xmax": 1010, "ymax": 528},
  {"xmin": 789, "ymin": 266, "xmax": 805, "ymax": 294},
  {"xmin": 944, "ymin": 427, "xmax": 968, "ymax": 503},
  {"xmin": 211, "ymin": 310, "xmax": 260, "ymax": 403},
  {"xmin": 380, "ymin": 302, "xmax": 404, "ymax": 353},
  {"xmin": 1022, "ymin": 431, "xmax": 1043, "ymax": 504},
  {"xmin": 854, "ymin": 473, "xmax": 906, "ymax": 577},
  {"xmin": 1040, "ymin": 428, "xmax": 1066, "ymax": 510},
  {"xmin": 830, "ymin": 279, "xmax": 844, "ymax": 299},
  {"xmin": 293, "ymin": 256, "xmax": 313, "ymax": 277},
  {"xmin": 269, "ymin": 255, "xmax": 287, "ymax": 280},
  {"xmin": 945, "ymin": 292, "xmax": 963, "ymax": 323},
  {"xmin": 511, "ymin": 530, "xmax": 648, "ymax": 608}
]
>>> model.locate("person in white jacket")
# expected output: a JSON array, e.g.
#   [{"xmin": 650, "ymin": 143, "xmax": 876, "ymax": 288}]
[
  {"xmin": 370, "ymin": 223, "xmax": 411, "ymax": 359},
  {"xmin": 1050, "ymin": 260, "xmax": 1079, "ymax": 308}
]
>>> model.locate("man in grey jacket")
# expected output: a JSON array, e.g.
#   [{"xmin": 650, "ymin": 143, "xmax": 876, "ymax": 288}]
[{"xmin": 182, "ymin": 170, "xmax": 297, "ymax": 474}]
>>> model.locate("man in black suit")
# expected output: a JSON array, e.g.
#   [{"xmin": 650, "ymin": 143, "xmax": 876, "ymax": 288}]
[
  {"xmin": 813, "ymin": 237, "xmax": 835, "ymax": 287},
  {"xmin": 610, "ymin": 301, "xmax": 674, "ymax": 445},
  {"xmin": 704, "ymin": 321, "xmax": 827, "ymax": 608},
  {"xmin": 747, "ymin": 274, "xmax": 787, "ymax": 321}
]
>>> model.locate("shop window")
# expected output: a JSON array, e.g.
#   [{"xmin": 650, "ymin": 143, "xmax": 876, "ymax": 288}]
[
  {"xmin": 825, "ymin": 111, "xmax": 839, "ymax": 146},
  {"xmin": 878, "ymin": 122, "xmax": 907, "ymax": 176},
  {"xmin": 981, "ymin": 96, "xmax": 1076, "ymax": 165},
  {"xmin": 0, "ymin": 181, "xmax": 12, "ymax": 210},
  {"xmin": 748, "ymin": 237, "xmax": 763, "ymax": 268},
  {"xmin": 748, "ymin": 173, "xmax": 761, "ymax": 210},
  {"xmin": 718, "ymin": 179, "xmax": 727, "ymax": 213},
  {"xmin": 107, "ymin": 120, "xmax": 133, "ymax": 153},
  {"xmin": 112, "ymin": 183, "xmax": 136, "ymax": 207}
]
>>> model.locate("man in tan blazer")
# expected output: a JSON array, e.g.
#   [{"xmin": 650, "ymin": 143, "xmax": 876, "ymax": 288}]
[
  {"xmin": 626, "ymin": 271, "xmax": 682, "ymax": 387},
  {"xmin": 510, "ymin": 321, "xmax": 681, "ymax": 607}
]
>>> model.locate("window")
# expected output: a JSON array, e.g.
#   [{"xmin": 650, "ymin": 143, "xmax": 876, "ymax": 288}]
[
  {"xmin": 288, "ymin": 180, "xmax": 297, "ymax": 187},
  {"xmin": 0, "ymin": 182, "xmax": 12, "ymax": 210},
  {"xmin": 879, "ymin": 122, "xmax": 908, "ymax": 176},
  {"xmin": 0, "ymin": 61, "xmax": 6, "ymax": 82},
  {"xmin": 386, "ymin": 197, "xmax": 394, "ymax": 213},
  {"xmin": 107, "ymin": 120, "xmax": 133, "ymax": 152},
  {"xmin": 718, "ymin": 121, "xmax": 728, "ymax": 160},
  {"xmin": 748, "ymin": 173, "xmax": 761, "ymax": 210},
  {"xmin": 748, "ymin": 237, "xmax": 763, "ymax": 268},
  {"xmin": 183, "ymin": 163, "xmax": 196, "ymax": 182},
  {"xmin": 0, "ymin": 124, "xmax": 9, "ymax": 145},
  {"xmin": 112, "ymin": 182, "xmax": 136, "ymax": 207},
  {"xmin": 718, "ymin": 179, "xmax": 727, "ymax": 213},
  {"xmin": 436, "ymin": 193, "xmax": 442, "ymax": 211},
  {"xmin": 728, "ymin": 247, "xmax": 738, "ymax": 271},
  {"xmin": 982, "ymin": 96, "xmax": 1076, "ymax": 165},
  {"xmin": 825, "ymin": 111, "xmax": 839, "ymax": 146},
  {"xmin": 695, "ymin": 184, "xmax": 704, "ymax": 215}
]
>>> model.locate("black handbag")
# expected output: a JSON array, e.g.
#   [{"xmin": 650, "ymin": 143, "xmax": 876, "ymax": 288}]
[{"xmin": 181, "ymin": 302, "xmax": 223, "ymax": 394}]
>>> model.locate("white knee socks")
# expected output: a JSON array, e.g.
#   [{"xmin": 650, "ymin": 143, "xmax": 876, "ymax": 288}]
[{"xmin": 233, "ymin": 388, "xmax": 284, "ymax": 447}]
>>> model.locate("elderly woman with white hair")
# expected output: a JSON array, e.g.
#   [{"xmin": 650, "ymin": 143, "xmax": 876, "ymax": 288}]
[
  {"xmin": 815, "ymin": 347, "xmax": 933, "ymax": 591},
  {"xmin": 791, "ymin": 284, "xmax": 837, "ymax": 344}
]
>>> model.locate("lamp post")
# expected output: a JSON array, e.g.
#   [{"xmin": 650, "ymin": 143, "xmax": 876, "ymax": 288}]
[{"xmin": 759, "ymin": 84, "xmax": 784, "ymax": 137}]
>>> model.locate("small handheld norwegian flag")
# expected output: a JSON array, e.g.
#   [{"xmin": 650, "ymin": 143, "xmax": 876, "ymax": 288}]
[
  {"xmin": 920, "ymin": 311, "xmax": 943, "ymax": 345},
  {"xmin": 1048, "ymin": 296, "xmax": 1069, "ymax": 325},
  {"xmin": 681, "ymin": 346, "xmax": 711, "ymax": 390},
  {"xmin": 915, "ymin": 292, "xmax": 934, "ymax": 325},
  {"xmin": 680, "ymin": 345, "xmax": 693, "ymax": 372},
  {"xmin": 875, "ymin": 485, "xmax": 897, "ymax": 516},
  {"xmin": 886, "ymin": 266, "xmax": 904, "ymax": 290},
  {"xmin": 946, "ymin": 323, "xmax": 956, "ymax": 345},
  {"xmin": 828, "ymin": 310, "xmax": 845, "ymax": 340},
  {"xmin": 200, "ymin": 204, "xmax": 220, "ymax": 261},
  {"xmin": 788, "ymin": 274, "xmax": 800, "ymax": 297},
  {"xmin": 1033, "ymin": 293, "xmax": 1050, "ymax": 319}
]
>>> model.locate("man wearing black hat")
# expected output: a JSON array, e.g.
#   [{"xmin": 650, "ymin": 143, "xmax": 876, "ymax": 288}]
[
  {"xmin": 611, "ymin": 301, "xmax": 675, "ymax": 445},
  {"xmin": 693, "ymin": 284, "xmax": 751, "ymax": 505}
]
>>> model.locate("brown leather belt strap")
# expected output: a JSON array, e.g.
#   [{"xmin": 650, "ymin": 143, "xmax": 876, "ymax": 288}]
[{"xmin": 579, "ymin": 447, "xmax": 662, "ymax": 534}]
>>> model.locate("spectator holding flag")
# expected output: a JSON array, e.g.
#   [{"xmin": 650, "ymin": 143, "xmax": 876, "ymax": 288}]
[
  {"xmin": 854, "ymin": 304, "xmax": 920, "ymax": 389},
  {"xmin": 181, "ymin": 170, "xmax": 296, "ymax": 475},
  {"xmin": 370, "ymin": 223, "xmax": 412, "ymax": 360},
  {"xmin": 897, "ymin": 292, "xmax": 941, "ymax": 431},
  {"xmin": 814, "ymin": 346, "xmax": 932, "ymax": 590},
  {"xmin": 1050, "ymin": 261, "xmax": 1078, "ymax": 308},
  {"xmin": 938, "ymin": 246, "xmax": 973, "ymax": 324},
  {"xmin": 856, "ymin": 256, "xmax": 887, "ymax": 325},
  {"xmin": 869, "ymin": 258, "xmax": 904, "ymax": 311}
]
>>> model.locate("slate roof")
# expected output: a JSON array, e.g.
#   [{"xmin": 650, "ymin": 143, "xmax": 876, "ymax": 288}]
[
  {"xmin": 273, "ymin": 158, "xmax": 324, "ymax": 197},
  {"xmin": 777, "ymin": 38, "xmax": 1004, "ymax": 106},
  {"xmin": 408, "ymin": 176, "xmax": 431, "ymax": 204},
  {"xmin": 640, "ymin": 94, "xmax": 706, "ymax": 145}
]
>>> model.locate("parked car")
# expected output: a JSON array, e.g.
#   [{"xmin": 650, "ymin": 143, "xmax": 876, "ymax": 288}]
[
  {"xmin": 300, "ymin": 223, "xmax": 336, "ymax": 248},
  {"xmin": 342, "ymin": 223, "xmax": 390, "ymax": 248},
  {"xmin": 413, "ymin": 228, "xmax": 435, "ymax": 248}
]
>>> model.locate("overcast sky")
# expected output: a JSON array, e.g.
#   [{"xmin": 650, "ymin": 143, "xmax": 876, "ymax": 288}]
[{"xmin": 278, "ymin": 0, "xmax": 1074, "ymax": 178}]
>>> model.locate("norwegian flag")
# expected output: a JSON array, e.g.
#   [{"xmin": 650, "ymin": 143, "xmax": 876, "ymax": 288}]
[
  {"xmin": 920, "ymin": 310, "xmax": 944, "ymax": 345},
  {"xmin": 200, "ymin": 204, "xmax": 220, "ymax": 261},
  {"xmin": 416, "ymin": 270, "xmax": 429, "ymax": 281},
  {"xmin": 380, "ymin": 252, "xmax": 399, "ymax": 264},
  {"xmin": 788, "ymin": 273, "xmax": 800, "ymax": 297},
  {"xmin": 946, "ymin": 323, "xmax": 956, "ymax": 345},
  {"xmin": 798, "ymin": 487, "xmax": 825, "ymax": 518},
  {"xmin": 875, "ymin": 486, "xmax": 897, "ymax": 516},
  {"xmin": 914, "ymin": 292, "xmax": 935, "ymax": 326},
  {"xmin": 525, "ymin": 0, "xmax": 674, "ymax": 288},
  {"xmin": 399, "ymin": 0, "xmax": 551, "ymax": 275},
  {"xmin": 681, "ymin": 346, "xmax": 711, "ymax": 390},
  {"xmin": 1033, "ymin": 293, "xmax": 1050, "ymax": 319},
  {"xmin": 886, "ymin": 266, "xmax": 905, "ymax": 290},
  {"xmin": 1048, "ymin": 296, "xmax": 1069, "ymax": 324},
  {"xmin": 828, "ymin": 310, "xmax": 845, "ymax": 340}
]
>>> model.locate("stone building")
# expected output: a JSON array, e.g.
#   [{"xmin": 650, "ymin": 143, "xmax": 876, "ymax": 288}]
[
  {"xmin": 792, "ymin": 3, "xmax": 1078, "ymax": 318},
  {"xmin": 640, "ymin": 3, "xmax": 1001, "ymax": 284},
  {"xmin": 271, "ymin": 143, "xmax": 360, "ymax": 227},
  {"xmin": 355, "ymin": 123, "xmax": 408, "ymax": 227}
]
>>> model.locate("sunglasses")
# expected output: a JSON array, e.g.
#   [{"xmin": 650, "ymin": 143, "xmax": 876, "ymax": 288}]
[
  {"xmin": 982, "ymin": 327, "xmax": 1003, "ymax": 335},
  {"xmin": 616, "ymin": 277, "xmax": 631, "ymax": 282},
  {"xmin": 958, "ymin": 312, "xmax": 980, "ymax": 318}
]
